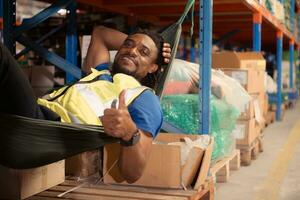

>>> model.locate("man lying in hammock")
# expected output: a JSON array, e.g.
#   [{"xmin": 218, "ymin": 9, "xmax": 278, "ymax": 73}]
[{"xmin": 0, "ymin": 26, "xmax": 171, "ymax": 183}]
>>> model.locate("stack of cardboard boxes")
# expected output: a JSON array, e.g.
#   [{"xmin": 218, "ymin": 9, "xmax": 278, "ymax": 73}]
[
  {"xmin": 212, "ymin": 51, "xmax": 267, "ymax": 148},
  {"xmin": 0, "ymin": 160, "xmax": 65, "ymax": 199},
  {"xmin": 22, "ymin": 65, "xmax": 56, "ymax": 97}
]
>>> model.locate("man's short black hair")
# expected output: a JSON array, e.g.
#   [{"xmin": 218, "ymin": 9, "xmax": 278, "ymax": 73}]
[{"xmin": 130, "ymin": 30, "xmax": 165, "ymax": 89}]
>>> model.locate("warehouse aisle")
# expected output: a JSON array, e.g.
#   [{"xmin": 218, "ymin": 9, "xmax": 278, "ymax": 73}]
[{"xmin": 215, "ymin": 102, "xmax": 300, "ymax": 200}]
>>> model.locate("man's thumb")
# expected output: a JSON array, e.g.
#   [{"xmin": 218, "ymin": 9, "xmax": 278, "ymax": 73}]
[{"xmin": 118, "ymin": 90, "xmax": 126, "ymax": 109}]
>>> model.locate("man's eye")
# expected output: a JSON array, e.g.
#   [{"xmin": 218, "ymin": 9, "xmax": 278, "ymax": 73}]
[
  {"xmin": 123, "ymin": 41, "xmax": 133, "ymax": 47},
  {"xmin": 141, "ymin": 49, "xmax": 149, "ymax": 56}
]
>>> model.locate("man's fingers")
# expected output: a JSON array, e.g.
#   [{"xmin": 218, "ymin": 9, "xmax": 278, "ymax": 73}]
[
  {"xmin": 163, "ymin": 52, "xmax": 171, "ymax": 58},
  {"xmin": 118, "ymin": 90, "xmax": 127, "ymax": 110},
  {"xmin": 163, "ymin": 43, "xmax": 170, "ymax": 48},
  {"xmin": 163, "ymin": 47, "xmax": 171, "ymax": 53}
]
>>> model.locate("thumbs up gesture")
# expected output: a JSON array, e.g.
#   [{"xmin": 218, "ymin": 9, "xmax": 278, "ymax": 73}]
[{"xmin": 101, "ymin": 90, "xmax": 138, "ymax": 141}]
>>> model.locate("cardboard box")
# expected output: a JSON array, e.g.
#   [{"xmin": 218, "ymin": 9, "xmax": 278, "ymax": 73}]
[
  {"xmin": 239, "ymin": 92, "xmax": 266, "ymax": 126},
  {"xmin": 0, "ymin": 160, "xmax": 65, "ymax": 200},
  {"xmin": 258, "ymin": 92, "xmax": 268, "ymax": 117},
  {"xmin": 103, "ymin": 133, "xmax": 213, "ymax": 189},
  {"xmin": 65, "ymin": 150, "xmax": 101, "ymax": 178},
  {"xmin": 239, "ymin": 94, "xmax": 256, "ymax": 120},
  {"xmin": 234, "ymin": 118, "xmax": 256, "ymax": 146},
  {"xmin": 212, "ymin": 51, "xmax": 266, "ymax": 71},
  {"xmin": 221, "ymin": 69, "xmax": 265, "ymax": 93},
  {"xmin": 263, "ymin": 93, "xmax": 269, "ymax": 117},
  {"xmin": 31, "ymin": 65, "xmax": 55, "ymax": 87},
  {"xmin": 32, "ymin": 87, "xmax": 53, "ymax": 97}
]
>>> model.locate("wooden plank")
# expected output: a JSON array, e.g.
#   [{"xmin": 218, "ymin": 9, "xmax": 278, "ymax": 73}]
[
  {"xmin": 230, "ymin": 150, "xmax": 241, "ymax": 170},
  {"xmin": 27, "ymin": 196, "xmax": 68, "ymax": 200},
  {"xmin": 48, "ymin": 185, "xmax": 186, "ymax": 200},
  {"xmin": 251, "ymin": 141, "xmax": 260, "ymax": 160},
  {"xmin": 210, "ymin": 149, "xmax": 240, "ymax": 183},
  {"xmin": 36, "ymin": 191, "xmax": 137, "ymax": 200},
  {"xmin": 238, "ymin": 136, "xmax": 264, "ymax": 166},
  {"xmin": 30, "ymin": 176, "xmax": 213, "ymax": 200},
  {"xmin": 191, "ymin": 178, "xmax": 214, "ymax": 200},
  {"xmin": 61, "ymin": 181, "xmax": 195, "ymax": 197},
  {"xmin": 240, "ymin": 149, "xmax": 252, "ymax": 166}
]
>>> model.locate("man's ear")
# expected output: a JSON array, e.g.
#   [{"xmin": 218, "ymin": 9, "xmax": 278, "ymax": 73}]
[{"xmin": 148, "ymin": 64, "xmax": 158, "ymax": 73}]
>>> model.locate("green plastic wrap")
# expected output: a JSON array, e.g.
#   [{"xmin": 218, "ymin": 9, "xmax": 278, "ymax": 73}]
[{"xmin": 161, "ymin": 94, "xmax": 239, "ymax": 163}]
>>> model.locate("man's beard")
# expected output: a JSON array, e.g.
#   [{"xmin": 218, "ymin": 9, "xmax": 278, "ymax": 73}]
[{"xmin": 111, "ymin": 61, "xmax": 140, "ymax": 80}]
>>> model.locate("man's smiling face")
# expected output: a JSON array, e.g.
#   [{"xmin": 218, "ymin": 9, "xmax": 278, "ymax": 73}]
[{"xmin": 112, "ymin": 33, "xmax": 159, "ymax": 81}]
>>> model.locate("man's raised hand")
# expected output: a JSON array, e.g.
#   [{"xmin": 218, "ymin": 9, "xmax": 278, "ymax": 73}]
[{"xmin": 101, "ymin": 90, "xmax": 138, "ymax": 141}]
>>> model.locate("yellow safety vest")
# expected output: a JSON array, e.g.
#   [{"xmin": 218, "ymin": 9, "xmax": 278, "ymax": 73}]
[{"xmin": 38, "ymin": 69, "xmax": 149, "ymax": 125}]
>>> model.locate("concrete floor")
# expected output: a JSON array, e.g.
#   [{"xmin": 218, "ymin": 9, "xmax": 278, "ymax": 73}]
[{"xmin": 215, "ymin": 102, "xmax": 300, "ymax": 200}]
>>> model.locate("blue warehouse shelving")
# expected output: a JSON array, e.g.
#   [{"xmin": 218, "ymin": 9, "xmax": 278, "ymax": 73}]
[{"xmin": 213, "ymin": 0, "xmax": 300, "ymax": 121}]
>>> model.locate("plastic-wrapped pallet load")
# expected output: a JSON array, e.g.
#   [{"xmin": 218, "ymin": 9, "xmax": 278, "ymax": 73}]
[
  {"xmin": 162, "ymin": 59, "xmax": 250, "ymax": 162},
  {"xmin": 161, "ymin": 94, "xmax": 239, "ymax": 163}
]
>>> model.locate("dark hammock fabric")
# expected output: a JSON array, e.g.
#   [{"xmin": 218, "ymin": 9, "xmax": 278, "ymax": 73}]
[
  {"xmin": 0, "ymin": 0, "xmax": 195, "ymax": 169},
  {"xmin": 0, "ymin": 115, "xmax": 118, "ymax": 169}
]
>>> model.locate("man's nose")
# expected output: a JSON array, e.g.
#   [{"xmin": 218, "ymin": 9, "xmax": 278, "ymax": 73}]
[{"xmin": 128, "ymin": 47, "xmax": 138, "ymax": 57}]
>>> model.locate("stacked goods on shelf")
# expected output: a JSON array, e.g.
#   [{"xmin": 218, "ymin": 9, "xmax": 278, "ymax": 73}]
[
  {"xmin": 260, "ymin": 0, "xmax": 285, "ymax": 24},
  {"xmin": 266, "ymin": 73, "xmax": 289, "ymax": 119},
  {"xmin": 261, "ymin": 0, "xmax": 276, "ymax": 14},
  {"xmin": 274, "ymin": 0, "xmax": 285, "ymax": 23},
  {"xmin": 283, "ymin": 0, "xmax": 292, "ymax": 31},
  {"xmin": 212, "ymin": 52, "xmax": 267, "ymax": 165},
  {"xmin": 176, "ymin": 36, "xmax": 200, "ymax": 63},
  {"xmin": 21, "ymin": 65, "xmax": 55, "ymax": 97},
  {"xmin": 160, "ymin": 59, "xmax": 242, "ymax": 164}
]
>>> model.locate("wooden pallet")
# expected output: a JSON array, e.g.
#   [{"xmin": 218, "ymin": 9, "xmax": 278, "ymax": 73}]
[
  {"xmin": 265, "ymin": 111, "xmax": 275, "ymax": 127},
  {"xmin": 210, "ymin": 149, "xmax": 240, "ymax": 183},
  {"xmin": 286, "ymin": 100, "xmax": 297, "ymax": 109},
  {"xmin": 236, "ymin": 136, "xmax": 263, "ymax": 166},
  {"xmin": 27, "ymin": 178, "xmax": 215, "ymax": 200},
  {"xmin": 260, "ymin": 121, "xmax": 266, "ymax": 133},
  {"xmin": 269, "ymin": 104, "xmax": 286, "ymax": 120}
]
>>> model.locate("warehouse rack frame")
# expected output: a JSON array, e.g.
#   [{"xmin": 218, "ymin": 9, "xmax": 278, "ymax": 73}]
[
  {"xmin": 2, "ymin": 0, "xmax": 81, "ymax": 81},
  {"xmin": 215, "ymin": 0, "xmax": 300, "ymax": 121}
]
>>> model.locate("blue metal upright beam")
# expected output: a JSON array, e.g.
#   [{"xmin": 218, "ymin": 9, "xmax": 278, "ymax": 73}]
[
  {"xmin": 253, "ymin": 13, "xmax": 262, "ymax": 52},
  {"xmin": 289, "ymin": 40, "xmax": 295, "ymax": 89},
  {"xmin": 17, "ymin": 35, "xmax": 81, "ymax": 78},
  {"xmin": 276, "ymin": 31, "xmax": 283, "ymax": 121},
  {"xmin": 3, "ymin": 0, "xmax": 16, "ymax": 54},
  {"xmin": 199, "ymin": 0, "xmax": 212, "ymax": 134},
  {"xmin": 66, "ymin": 1, "xmax": 79, "ymax": 82}
]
